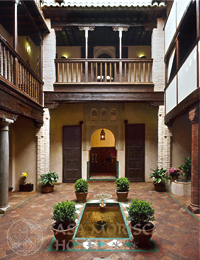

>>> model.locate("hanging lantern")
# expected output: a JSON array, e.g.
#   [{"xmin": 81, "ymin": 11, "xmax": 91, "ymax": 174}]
[{"xmin": 100, "ymin": 129, "xmax": 105, "ymax": 140}]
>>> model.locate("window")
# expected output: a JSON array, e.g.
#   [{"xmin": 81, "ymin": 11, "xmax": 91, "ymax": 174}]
[
  {"xmin": 100, "ymin": 109, "xmax": 107, "ymax": 121},
  {"xmin": 110, "ymin": 109, "xmax": 117, "ymax": 121},
  {"xmin": 91, "ymin": 109, "xmax": 98, "ymax": 121}
]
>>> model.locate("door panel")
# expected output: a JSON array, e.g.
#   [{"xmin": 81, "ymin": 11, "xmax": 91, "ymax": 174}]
[
  {"xmin": 63, "ymin": 126, "xmax": 82, "ymax": 183},
  {"xmin": 125, "ymin": 124, "xmax": 145, "ymax": 182}
]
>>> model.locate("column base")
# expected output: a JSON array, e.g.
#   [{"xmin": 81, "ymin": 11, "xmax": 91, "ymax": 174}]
[
  {"xmin": 188, "ymin": 203, "xmax": 200, "ymax": 214},
  {"xmin": 0, "ymin": 205, "xmax": 12, "ymax": 214}
]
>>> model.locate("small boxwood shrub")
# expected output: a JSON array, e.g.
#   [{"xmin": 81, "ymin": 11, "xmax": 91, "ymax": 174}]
[
  {"xmin": 52, "ymin": 200, "xmax": 77, "ymax": 229},
  {"xmin": 127, "ymin": 198, "xmax": 155, "ymax": 228},
  {"xmin": 74, "ymin": 178, "xmax": 89, "ymax": 192},
  {"xmin": 116, "ymin": 177, "xmax": 130, "ymax": 192}
]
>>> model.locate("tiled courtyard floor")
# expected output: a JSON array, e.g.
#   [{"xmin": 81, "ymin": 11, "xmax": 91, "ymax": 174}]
[{"xmin": 0, "ymin": 182, "xmax": 199, "ymax": 260}]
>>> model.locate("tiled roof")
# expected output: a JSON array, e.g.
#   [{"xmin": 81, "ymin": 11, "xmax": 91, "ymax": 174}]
[{"xmin": 42, "ymin": 0, "xmax": 165, "ymax": 7}]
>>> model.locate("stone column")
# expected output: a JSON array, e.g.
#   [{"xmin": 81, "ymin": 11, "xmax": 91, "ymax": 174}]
[
  {"xmin": 0, "ymin": 119, "xmax": 14, "ymax": 213},
  {"xmin": 188, "ymin": 104, "xmax": 200, "ymax": 214},
  {"xmin": 158, "ymin": 105, "xmax": 172, "ymax": 169},
  {"xmin": 36, "ymin": 108, "xmax": 50, "ymax": 191}
]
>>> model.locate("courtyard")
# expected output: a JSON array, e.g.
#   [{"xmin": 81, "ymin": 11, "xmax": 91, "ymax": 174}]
[{"xmin": 0, "ymin": 182, "xmax": 199, "ymax": 260}]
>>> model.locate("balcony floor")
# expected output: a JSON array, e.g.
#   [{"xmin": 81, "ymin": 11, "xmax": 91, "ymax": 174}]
[{"xmin": 0, "ymin": 182, "xmax": 199, "ymax": 259}]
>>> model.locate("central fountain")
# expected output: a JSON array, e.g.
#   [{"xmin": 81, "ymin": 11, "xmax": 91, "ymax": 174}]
[{"xmin": 94, "ymin": 193, "xmax": 112, "ymax": 208}]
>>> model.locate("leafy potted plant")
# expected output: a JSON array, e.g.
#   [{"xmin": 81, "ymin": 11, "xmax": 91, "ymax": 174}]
[
  {"xmin": 127, "ymin": 198, "xmax": 155, "ymax": 248},
  {"xmin": 52, "ymin": 200, "xmax": 78, "ymax": 245},
  {"xmin": 74, "ymin": 178, "xmax": 89, "ymax": 202},
  {"xmin": 150, "ymin": 167, "xmax": 172, "ymax": 192},
  {"xmin": 179, "ymin": 158, "xmax": 191, "ymax": 181},
  {"xmin": 38, "ymin": 171, "xmax": 58, "ymax": 193},
  {"xmin": 115, "ymin": 177, "xmax": 130, "ymax": 202},
  {"xmin": 168, "ymin": 167, "xmax": 180, "ymax": 180}
]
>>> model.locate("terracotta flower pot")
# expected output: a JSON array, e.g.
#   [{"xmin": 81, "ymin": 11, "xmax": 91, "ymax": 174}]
[
  {"xmin": 75, "ymin": 191, "xmax": 88, "ymax": 202},
  {"xmin": 116, "ymin": 190, "xmax": 129, "ymax": 202},
  {"xmin": 41, "ymin": 183, "xmax": 54, "ymax": 193},
  {"xmin": 129, "ymin": 222, "xmax": 155, "ymax": 248},
  {"xmin": 52, "ymin": 222, "xmax": 77, "ymax": 244},
  {"xmin": 154, "ymin": 183, "xmax": 166, "ymax": 192}
]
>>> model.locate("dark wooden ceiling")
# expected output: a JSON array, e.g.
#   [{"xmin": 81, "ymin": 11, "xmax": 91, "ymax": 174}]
[
  {"xmin": 0, "ymin": 0, "xmax": 49, "ymax": 45},
  {"xmin": 42, "ymin": 6, "xmax": 166, "ymax": 46}
]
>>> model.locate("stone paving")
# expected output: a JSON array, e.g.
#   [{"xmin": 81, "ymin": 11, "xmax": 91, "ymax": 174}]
[{"xmin": 0, "ymin": 182, "xmax": 199, "ymax": 260}]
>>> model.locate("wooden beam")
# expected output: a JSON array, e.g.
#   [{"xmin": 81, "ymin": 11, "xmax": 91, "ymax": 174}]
[
  {"xmin": 52, "ymin": 21, "xmax": 157, "ymax": 28},
  {"xmin": 54, "ymin": 83, "xmax": 154, "ymax": 92},
  {"xmin": 44, "ymin": 91, "xmax": 164, "ymax": 105},
  {"xmin": 0, "ymin": 81, "xmax": 43, "ymax": 125}
]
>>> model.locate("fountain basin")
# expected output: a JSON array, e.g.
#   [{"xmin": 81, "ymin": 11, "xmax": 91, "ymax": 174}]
[{"xmin": 74, "ymin": 203, "xmax": 130, "ymax": 239}]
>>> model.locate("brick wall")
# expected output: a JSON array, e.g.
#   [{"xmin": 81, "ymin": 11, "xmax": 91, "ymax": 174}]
[
  {"xmin": 152, "ymin": 18, "xmax": 165, "ymax": 92},
  {"xmin": 43, "ymin": 19, "xmax": 56, "ymax": 91},
  {"xmin": 36, "ymin": 108, "xmax": 50, "ymax": 190},
  {"xmin": 158, "ymin": 105, "xmax": 172, "ymax": 170}
]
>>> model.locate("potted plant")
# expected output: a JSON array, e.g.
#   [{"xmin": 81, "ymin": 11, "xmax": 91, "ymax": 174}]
[
  {"xmin": 52, "ymin": 200, "xmax": 78, "ymax": 245},
  {"xmin": 38, "ymin": 171, "xmax": 58, "ymax": 193},
  {"xmin": 115, "ymin": 177, "xmax": 130, "ymax": 202},
  {"xmin": 179, "ymin": 158, "xmax": 191, "ymax": 181},
  {"xmin": 168, "ymin": 167, "xmax": 181, "ymax": 180},
  {"xmin": 127, "ymin": 198, "xmax": 155, "ymax": 248},
  {"xmin": 150, "ymin": 167, "xmax": 172, "ymax": 192},
  {"xmin": 19, "ymin": 171, "xmax": 34, "ymax": 192},
  {"xmin": 74, "ymin": 178, "xmax": 89, "ymax": 202}
]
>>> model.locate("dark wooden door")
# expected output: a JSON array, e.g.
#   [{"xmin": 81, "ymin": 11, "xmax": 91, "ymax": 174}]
[
  {"xmin": 125, "ymin": 124, "xmax": 145, "ymax": 181},
  {"xmin": 63, "ymin": 125, "xmax": 82, "ymax": 182}
]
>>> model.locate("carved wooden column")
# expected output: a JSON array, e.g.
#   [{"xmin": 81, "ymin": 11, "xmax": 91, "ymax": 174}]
[
  {"xmin": 113, "ymin": 27, "xmax": 129, "ymax": 82},
  {"xmin": 79, "ymin": 26, "xmax": 95, "ymax": 82},
  {"xmin": 188, "ymin": 103, "xmax": 200, "ymax": 214},
  {"xmin": 13, "ymin": 0, "xmax": 18, "ymax": 52}
]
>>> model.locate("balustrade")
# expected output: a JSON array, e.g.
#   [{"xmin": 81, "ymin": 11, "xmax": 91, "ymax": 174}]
[
  {"xmin": 55, "ymin": 58, "xmax": 153, "ymax": 84},
  {"xmin": 0, "ymin": 35, "xmax": 43, "ymax": 105}
]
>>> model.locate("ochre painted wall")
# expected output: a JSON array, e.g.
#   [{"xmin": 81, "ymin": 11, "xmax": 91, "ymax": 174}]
[
  {"xmin": 10, "ymin": 117, "xmax": 37, "ymax": 191},
  {"xmin": 18, "ymin": 36, "xmax": 40, "ymax": 76},
  {"xmin": 50, "ymin": 103, "xmax": 158, "ymax": 182},
  {"xmin": 91, "ymin": 129, "xmax": 115, "ymax": 147},
  {"xmin": 124, "ymin": 103, "xmax": 158, "ymax": 181},
  {"xmin": 50, "ymin": 104, "xmax": 84, "ymax": 181},
  {"xmin": 171, "ymin": 112, "xmax": 191, "ymax": 167}
]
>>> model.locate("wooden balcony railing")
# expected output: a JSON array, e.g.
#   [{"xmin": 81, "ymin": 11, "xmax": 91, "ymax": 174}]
[
  {"xmin": 0, "ymin": 35, "xmax": 43, "ymax": 105},
  {"xmin": 55, "ymin": 58, "xmax": 153, "ymax": 84}
]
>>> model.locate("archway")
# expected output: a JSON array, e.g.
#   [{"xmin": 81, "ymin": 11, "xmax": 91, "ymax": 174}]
[{"xmin": 89, "ymin": 128, "xmax": 117, "ymax": 179}]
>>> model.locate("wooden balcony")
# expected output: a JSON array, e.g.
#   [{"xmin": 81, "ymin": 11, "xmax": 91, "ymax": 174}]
[
  {"xmin": 0, "ymin": 35, "xmax": 43, "ymax": 126},
  {"xmin": 45, "ymin": 58, "xmax": 164, "ymax": 107},
  {"xmin": 55, "ymin": 58, "xmax": 153, "ymax": 85}
]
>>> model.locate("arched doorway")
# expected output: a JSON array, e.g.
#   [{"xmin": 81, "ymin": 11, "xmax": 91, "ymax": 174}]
[{"xmin": 89, "ymin": 128, "xmax": 117, "ymax": 179}]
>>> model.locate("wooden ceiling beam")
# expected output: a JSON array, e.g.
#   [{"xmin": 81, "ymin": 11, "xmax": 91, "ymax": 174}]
[{"xmin": 52, "ymin": 21, "xmax": 157, "ymax": 29}]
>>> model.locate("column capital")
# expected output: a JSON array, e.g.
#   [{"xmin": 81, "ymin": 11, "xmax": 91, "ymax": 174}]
[
  {"xmin": 0, "ymin": 118, "xmax": 14, "ymax": 127},
  {"xmin": 78, "ymin": 26, "xmax": 95, "ymax": 31},
  {"xmin": 112, "ymin": 26, "xmax": 129, "ymax": 32},
  {"xmin": 189, "ymin": 104, "xmax": 199, "ymax": 124}
]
